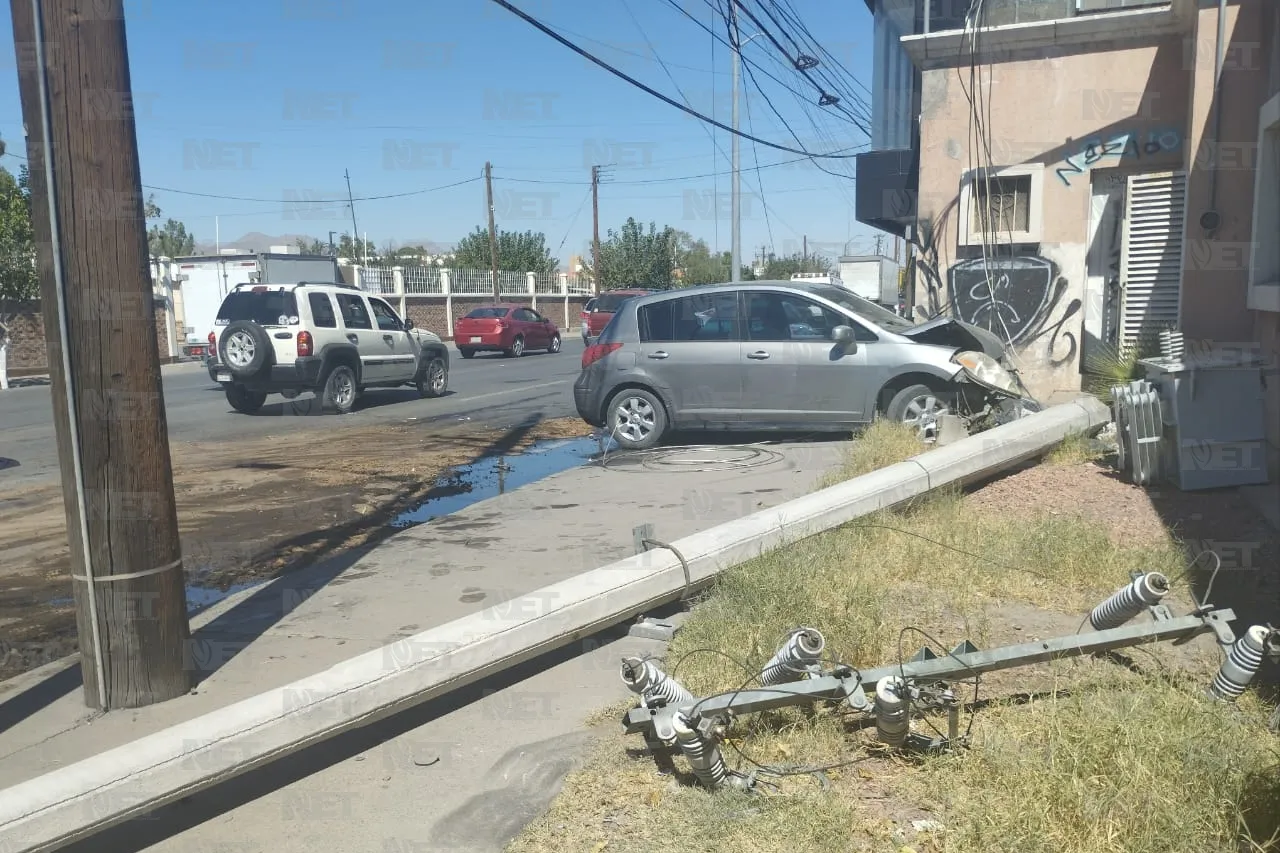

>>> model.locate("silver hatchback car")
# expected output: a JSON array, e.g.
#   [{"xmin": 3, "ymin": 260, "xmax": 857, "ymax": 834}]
[{"xmin": 573, "ymin": 281, "xmax": 1033, "ymax": 450}]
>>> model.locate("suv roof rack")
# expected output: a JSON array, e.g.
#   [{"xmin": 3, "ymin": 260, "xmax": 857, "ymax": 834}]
[{"xmin": 293, "ymin": 281, "xmax": 361, "ymax": 290}]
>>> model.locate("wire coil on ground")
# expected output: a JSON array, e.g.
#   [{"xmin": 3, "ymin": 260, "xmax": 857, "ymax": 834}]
[{"xmin": 598, "ymin": 444, "xmax": 786, "ymax": 473}]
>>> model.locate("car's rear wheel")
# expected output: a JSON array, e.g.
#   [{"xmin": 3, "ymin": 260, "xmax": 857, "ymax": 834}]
[
  {"xmin": 320, "ymin": 364, "xmax": 359, "ymax": 414},
  {"xmin": 885, "ymin": 383, "xmax": 953, "ymax": 441},
  {"xmin": 505, "ymin": 336, "xmax": 525, "ymax": 358},
  {"xmin": 417, "ymin": 357, "xmax": 448, "ymax": 398},
  {"xmin": 547, "ymin": 334, "xmax": 562, "ymax": 354},
  {"xmin": 606, "ymin": 388, "xmax": 668, "ymax": 451},
  {"xmin": 459, "ymin": 348, "xmax": 476, "ymax": 359},
  {"xmin": 225, "ymin": 384, "xmax": 267, "ymax": 415}
]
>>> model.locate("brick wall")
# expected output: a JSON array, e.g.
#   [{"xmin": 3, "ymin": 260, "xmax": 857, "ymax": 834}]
[
  {"xmin": 4, "ymin": 299, "xmax": 177, "ymax": 376},
  {"xmin": 403, "ymin": 295, "xmax": 590, "ymax": 340}
]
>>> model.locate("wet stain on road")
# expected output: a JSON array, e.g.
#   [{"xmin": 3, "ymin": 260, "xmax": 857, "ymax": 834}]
[{"xmin": 459, "ymin": 588, "xmax": 487, "ymax": 604}]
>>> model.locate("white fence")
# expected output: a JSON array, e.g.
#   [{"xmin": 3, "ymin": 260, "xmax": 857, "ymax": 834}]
[{"xmin": 353, "ymin": 266, "xmax": 593, "ymax": 299}]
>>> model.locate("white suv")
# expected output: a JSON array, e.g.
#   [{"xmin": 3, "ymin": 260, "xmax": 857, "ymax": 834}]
[{"xmin": 206, "ymin": 281, "xmax": 450, "ymax": 415}]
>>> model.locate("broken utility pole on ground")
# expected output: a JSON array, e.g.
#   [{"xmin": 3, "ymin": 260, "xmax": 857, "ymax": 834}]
[{"xmin": 10, "ymin": 0, "xmax": 192, "ymax": 709}]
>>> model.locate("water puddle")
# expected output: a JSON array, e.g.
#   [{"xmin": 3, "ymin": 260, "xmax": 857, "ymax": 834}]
[{"xmin": 390, "ymin": 435, "xmax": 601, "ymax": 529}]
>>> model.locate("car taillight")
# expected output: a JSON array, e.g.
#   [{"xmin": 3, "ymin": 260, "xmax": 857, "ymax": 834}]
[
  {"xmin": 208, "ymin": 331, "xmax": 216, "ymax": 348},
  {"xmin": 582, "ymin": 342, "xmax": 622, "ymax": 369},
  {"xmin": 297, "ymin": 330, "xmax": 313, "ymax": 357}
]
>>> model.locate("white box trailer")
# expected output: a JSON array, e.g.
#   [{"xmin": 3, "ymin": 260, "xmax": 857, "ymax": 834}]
[
  {"xmin": 169, "ymin": 253, "xmax": 339, "ymax": 357},
  {"xmin": 837, "ymin": 255, "xmax": 900, "ymax": 307}
]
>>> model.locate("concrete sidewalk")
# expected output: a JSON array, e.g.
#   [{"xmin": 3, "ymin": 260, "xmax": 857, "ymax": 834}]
[{"xmin": 0, "ymin": 436, "xmax": 845, "ymax": 853}]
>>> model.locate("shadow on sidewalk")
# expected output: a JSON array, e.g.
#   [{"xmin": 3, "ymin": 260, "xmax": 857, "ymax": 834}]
[{"xmin": 0, "ymin": 414, "xmax": 559, "ymax": 731}]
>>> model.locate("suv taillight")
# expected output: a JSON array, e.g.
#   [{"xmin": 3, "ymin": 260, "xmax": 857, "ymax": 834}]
[
  {"xmin": 582, "ymin": 342, "xmax": 622, "ymax": 369},
  {"xmin": 297, "ymin": 330, "xmax": 313, "ymax": 357}
]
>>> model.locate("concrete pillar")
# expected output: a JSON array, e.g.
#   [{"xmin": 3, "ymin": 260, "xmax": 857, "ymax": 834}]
[
  {"xmin": 441, "ymin": 269, "xmax": 453, "ymax": 338},
  {"xmin": 393, "ymin": 266, "xmax": 406, "ymax": 318},
  {"xmin": 527, "ymin": 272, "xmax": 537, "ymax": 311}
]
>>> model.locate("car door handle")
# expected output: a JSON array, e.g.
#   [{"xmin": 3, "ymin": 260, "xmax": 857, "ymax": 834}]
[
  {"xmin": 747, "ymin": 350, "xmax": 770, "ymax": 360},
  {"xmin": 383, "ymin": 334, "xmax": 394, "ymax": 342},
  {"xmin": 647, "ymin": 351, "xmax": 669, "ymax": 359},
  {"xmin": 347, "ymin": 333, "xmax": 359, "ymax": 343}
]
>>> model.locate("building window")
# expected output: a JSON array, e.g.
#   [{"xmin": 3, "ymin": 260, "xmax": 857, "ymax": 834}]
[{"xmin": 958, "ymin": 164, "xmax": 1045, "ymax": 246}]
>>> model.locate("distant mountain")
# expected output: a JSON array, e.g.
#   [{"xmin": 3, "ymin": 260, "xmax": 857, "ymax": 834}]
[
  {"xmin": 191, "ymin": 232, "xmax": 455, "ymax": 256},
  {"xmin": 191, "ymin": 231, "xmax": 317, "ymax": 254}
]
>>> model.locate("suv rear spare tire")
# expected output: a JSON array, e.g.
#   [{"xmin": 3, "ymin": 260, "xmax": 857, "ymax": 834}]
[
  {"xmin": 218, "ymin": 321, "xmax": 273, "ymax": 378},
  {"xmin": 320, "ymin": 364, "xmax": 359, "ymax": 414}
]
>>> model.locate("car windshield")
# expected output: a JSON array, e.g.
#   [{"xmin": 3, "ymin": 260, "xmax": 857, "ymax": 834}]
[
  {"xmin": 595, "ymin": 292, "xmax": 641, "ymax": 313},
  {"xmin": 465, "ymin": 307, "xmax": 510, "ymax": 319},
  {"xmin": 805, "ymin": 285, "xmax": 914, "ymax": 332},
  {"xmin": 216, "ymin": 290, "xmax": 299, "ymax": 326}
]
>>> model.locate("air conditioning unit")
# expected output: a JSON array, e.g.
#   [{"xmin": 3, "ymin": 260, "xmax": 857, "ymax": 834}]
[{"xmin": 1076, "ymin": 0, "xmax": 1167, "ymax": 12}]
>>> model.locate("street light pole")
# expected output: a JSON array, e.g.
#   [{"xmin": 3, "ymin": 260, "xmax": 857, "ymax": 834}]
[{"xmin": 729, "ymin": 4, "xmax": 741, "ymax": 283}]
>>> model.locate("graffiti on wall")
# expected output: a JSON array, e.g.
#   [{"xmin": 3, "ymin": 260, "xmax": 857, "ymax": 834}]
[
  {"xmin": 948, "ymin": 255, "xmax": 1082, "ymax": 367},
  {"xmin": 1056, "ymin": 128, "xmax": 1182, "ymax": 186}
]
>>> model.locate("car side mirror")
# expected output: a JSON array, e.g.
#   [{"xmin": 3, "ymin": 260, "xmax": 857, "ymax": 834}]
[
  {"xmin": 404, "ymin": 318, "xmax": 415, "ymax": 330},
  {"xmin": 832, "ymin": 325, "xmax": 858, "ymax": 353}
]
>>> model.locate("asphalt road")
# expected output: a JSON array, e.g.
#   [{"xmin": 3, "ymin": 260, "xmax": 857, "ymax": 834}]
[{"xmin": 0, "ymin": 337, "xmax": 588, "ymax": 488}]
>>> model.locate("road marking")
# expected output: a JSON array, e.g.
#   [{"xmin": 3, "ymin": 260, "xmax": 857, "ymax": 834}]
[{"xmin": 443, "ymin": 379, "xmax": 567, "ymax": 406}]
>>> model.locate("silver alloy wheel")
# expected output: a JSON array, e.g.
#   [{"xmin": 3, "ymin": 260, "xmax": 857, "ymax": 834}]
[
  {"xmin": 224, "ymin": 330, "xmax": 256, "ymax": 369},
  {"xmin": 900, "ymin": 393, "xmax": 949, "ymax": 441},
  {"xmin": 512, "ymin": 337, "xmax": 524, "ymax": 357},
  {"xmin": 549, "ymin": 335, "xmax": 561, "ymax": 353},
  {"xmin": 330, "ymin": 369, "xmax": 356, "ymax": 409},
  {"xmin": 427, "ymin": 359, "xmax": 446, "ymax": 394},
  {"xmin": 614, "ymin": 395, "xmax": 656, "ymax": 444}
]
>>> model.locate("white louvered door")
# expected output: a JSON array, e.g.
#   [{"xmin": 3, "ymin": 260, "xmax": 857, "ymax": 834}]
[{"xmin": 1117, "ymin": 170, "xmax": 1188, "ymax": 354}]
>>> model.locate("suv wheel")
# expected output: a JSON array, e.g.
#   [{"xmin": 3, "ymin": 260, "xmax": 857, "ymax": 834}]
[
  {"xmin": 505, "ymin": 336, "xmax": 525, "ymax": 358},
  {"xmin": 417, "ymin": 357, "xmax": 448, "ymax": 398},
  {"xmin": 885, "ymin": 383, "xmax": 952, "ymax": 441},
  {"xmin": 320, "ymin": 364, "xmax": 359, "ymax": 414},
  {"xmin": 606, "ymin": 388, "xmax": 668, "ymax": 451},
  {"xmin": 218, "ymin": 321, "xmax": 272, "ymax": 378},
  {"xmin": 225, "ymin": 384, "xmax": 267, "ymax": 415}
]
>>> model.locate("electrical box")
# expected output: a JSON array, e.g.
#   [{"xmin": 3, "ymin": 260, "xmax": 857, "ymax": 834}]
[
  {"xmin": 1138, "ymin": 351, "xmax": 1270, "ymax": 491},
  {"xmin": 837, "ymin": 255, "xmax": 900, "ymax": 307}
]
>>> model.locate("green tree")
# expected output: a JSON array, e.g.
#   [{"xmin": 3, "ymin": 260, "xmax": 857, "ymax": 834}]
[
  {"xmin": 294, "ymin": 237, "xmax": 330, "ymax": 255},
  {"xmin": 759, "ymin": 251, "xmax": 832, "ymax": 280},
  {"xmin": 450, "ymin": 226, "xmax": 555, "ymax": 273},
  {"xmin": 144, "ymin": 198, "xmax": 195, "ymax": 257},
  {"xmin": 596, "ymin": 218, "xmax": 677, "ymax": 290},
  {"xmin": 670, "ymin": 230, "xmax": 754, "ymax": 284},
  {"xmin": 0, "ymin": 165, "xmax": 39, "ymax": 389},
  {"xmin": 337, "ymin": 233, "xmax": 378, "ymax": 261}
]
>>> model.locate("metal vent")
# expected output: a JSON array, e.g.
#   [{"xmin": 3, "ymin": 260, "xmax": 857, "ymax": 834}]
[
  {"xmin": 1118, "ymin": 171, "xmax": 1187, "ymax": 353},
  {"xmin": 1112, "ymin": 380, "xmax": 1164, "ymax": 485}
]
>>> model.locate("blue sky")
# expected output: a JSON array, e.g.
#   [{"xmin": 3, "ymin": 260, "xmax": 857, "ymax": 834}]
[{"xmin": 0, "ymin": 0, "xmax": 878, "ymax": 266}]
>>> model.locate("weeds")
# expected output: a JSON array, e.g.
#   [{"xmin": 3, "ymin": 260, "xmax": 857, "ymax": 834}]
[
  {"xmin": 1045, "ymin": 431, "xmax": 1106, "ymax": 466},
  {"xmin": 821, "ymin": 420, "xmax": 924, "ymax": 487}
]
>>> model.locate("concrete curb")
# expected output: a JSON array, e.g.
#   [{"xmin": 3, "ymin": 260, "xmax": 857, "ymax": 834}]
[{"xmin": 0, "ymin": 398, "xmax": 1111, "ymax": 853}]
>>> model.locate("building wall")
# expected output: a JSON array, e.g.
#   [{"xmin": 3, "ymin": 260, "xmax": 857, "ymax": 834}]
[
  {"xmin": 5, "ymin": 300, "xmax": 173, "ymax": 375},
  {"xmin": 914, "ymin": 36, "xmax": 1191, "ymax": 402},
  {"xmin": 1180, "ymin": 0, "xmax": 1270, "ymax": 344}
]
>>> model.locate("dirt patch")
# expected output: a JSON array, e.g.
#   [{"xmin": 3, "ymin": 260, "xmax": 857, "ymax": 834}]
[{"xmin": 0, "ymin": 417, "xmax": 591, "ymax": 680}]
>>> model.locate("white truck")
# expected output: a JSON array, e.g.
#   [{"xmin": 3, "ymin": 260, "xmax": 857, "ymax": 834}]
[
  {"xmin": 836, "ymin": 255, "xmax": 900, "ymax": 309},
  {"xmin": 165, "ymin": 252, "xmax": 340, "ymax": 359}
]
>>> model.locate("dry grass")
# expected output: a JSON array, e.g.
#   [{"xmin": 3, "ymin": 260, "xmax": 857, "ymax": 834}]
[
  {"xmin": 1044, "ymin": 431, "xmax": 1107, "ymax": 467},
  {"xmin": 509, "ymin": 437, "xmax": 1280, "ymax": 853},
  {"xmin": 821, "ymin": 420, "xmax": 925, "ymax": 486}
]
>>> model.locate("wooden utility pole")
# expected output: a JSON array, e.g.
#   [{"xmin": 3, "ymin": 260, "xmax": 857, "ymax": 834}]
[
  {"xmin": 344, "ymin": 169, "xmax": 360, "ymax": 262},
  {"xmin": 591, "ymin": 165, "xmax": 602, "ymax": 296},
  {"xmin": 802, "ymin": 235, "xmax": 807, "ymax": 271},
  {"xmin": 484, "ymin": 161, "xmax": 500, "ymax": 301},
  {"xmin": 10, "ymin": 0, "xmax": 191, "ymax": 709}
]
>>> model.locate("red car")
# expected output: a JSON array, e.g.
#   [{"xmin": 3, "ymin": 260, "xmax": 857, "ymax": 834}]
[
  {"xmin": 453, "ymin": 304, "xmax": 563, "ymax": 359},
  {"xmin": 582, "ymin": 289, "xmax": 652, "ymax": 344}
]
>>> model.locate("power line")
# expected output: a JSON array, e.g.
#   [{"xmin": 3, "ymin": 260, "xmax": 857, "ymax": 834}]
[
  {"xmin": 139, "ymin": 176, "xmax": 483, "ymax": 204},
  {"xmin": 486, "ymin": 0, "xmax": 860, "ymax": 158}
]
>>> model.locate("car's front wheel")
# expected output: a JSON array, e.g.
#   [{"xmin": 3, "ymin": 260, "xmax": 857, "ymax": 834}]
[
  {"xmin": 320, "ymin": 364, "xmax": 359, "ymax": 414},
  {"xmin": 417, "ymin": 357, "xmax": 448, "ymax": 398},
  {"xmin": 225, "ymin": 384, "xmax": 267, "ymax": 415},
  {"xmin": 885, "ymin": 383, "xmax": 953, "ymax": 441},
  {"xmin": 606, "ymin": 388, "xmax": 668, "ymax": 451}
]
